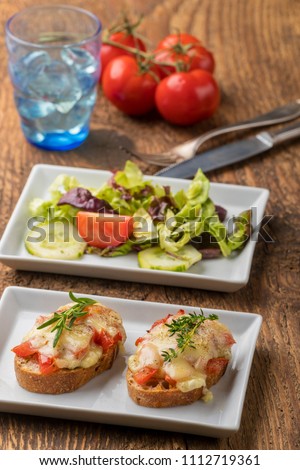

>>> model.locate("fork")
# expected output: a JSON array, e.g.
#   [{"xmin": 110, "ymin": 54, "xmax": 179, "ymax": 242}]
[{"xmin": 123, "ymin": 100, "xmax": 300, "ymax": 166}]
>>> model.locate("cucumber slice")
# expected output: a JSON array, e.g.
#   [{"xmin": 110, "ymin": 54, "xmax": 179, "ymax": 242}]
[
  {"xmin": 25, "ymin": 220, "xmax": 87, "ymax": 260},
  {"xmin": 138, "ymin": 245, "xmax": 202, "ymax": 272}
]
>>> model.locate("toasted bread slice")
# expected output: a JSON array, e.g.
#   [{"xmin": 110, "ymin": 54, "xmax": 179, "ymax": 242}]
[
  {"xmin": 12, "ymin": 298, "xmax": 126, "ymax": 394},
  {"xmin": 127, "ymin": 310, "xmax": 234, "ymax": 407},
  {"xmin": 126, "ymin": 358, "xmax": 228, "ymax": 408},
  {"xmin": 15, "ymin": 342, "xmax": 119, "ymax": 394}
]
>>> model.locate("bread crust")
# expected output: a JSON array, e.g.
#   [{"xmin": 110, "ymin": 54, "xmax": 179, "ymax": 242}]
[
  {"xmin": 126, "ymin": 359, "xmax": 228, "ymax": 408},
  {"xmin": 15, "ymin": 343, "xmax": 119, "ymax": 394}
]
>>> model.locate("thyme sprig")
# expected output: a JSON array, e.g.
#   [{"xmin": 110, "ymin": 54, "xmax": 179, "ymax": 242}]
[
  {"xmin": 37, "ymin": 292, "xmax": 97, "ymax": 348},
  {"xmin": 161, "ymin": 311, "xmax": 218, "ymax": 362}
]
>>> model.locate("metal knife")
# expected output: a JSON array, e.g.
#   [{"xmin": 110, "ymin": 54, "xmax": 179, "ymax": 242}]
[{"xmin": 155, "ymin": 121, "xmax": 300, "ymax": 178}]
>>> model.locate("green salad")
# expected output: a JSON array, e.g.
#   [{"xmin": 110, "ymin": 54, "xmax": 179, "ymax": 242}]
[{"xmin": 25, "ymin": 161, "xmax": 251, "ymax": 272}]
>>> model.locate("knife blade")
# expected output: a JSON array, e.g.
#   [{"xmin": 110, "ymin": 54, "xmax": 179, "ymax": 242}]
[{"xmin": 155, "ymin": 121, "xmax": 300, "ymax": 178}]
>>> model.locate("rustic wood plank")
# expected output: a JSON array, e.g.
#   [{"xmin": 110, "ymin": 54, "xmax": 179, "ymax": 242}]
[{"xmin": 0, "ymin": 0, "xmax": 299, "ymax": 450}]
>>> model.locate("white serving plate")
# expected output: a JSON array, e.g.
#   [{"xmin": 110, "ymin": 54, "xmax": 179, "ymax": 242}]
[
  {"xmin": 0, "ymin": 164, "xmax": 269, "ymax": 292},
  {"xmin": 0, "ymin": 287, "xmax": 262, "ymax": 438}
]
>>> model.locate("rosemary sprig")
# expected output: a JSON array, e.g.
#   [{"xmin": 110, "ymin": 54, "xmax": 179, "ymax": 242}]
[
  {"xmin": 161, "ymin": 311, "xmax": 218, "ymax": 362},
  {"xmin": 37, "ymin": 292, "xmax": 97, "ymax": 348}
]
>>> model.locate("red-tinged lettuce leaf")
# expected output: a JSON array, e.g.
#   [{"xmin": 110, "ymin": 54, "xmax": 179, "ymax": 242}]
[
  {"xmin": 148, "ymin": 192, "xmax": 177, "ymax": 222},
  {"xmin": 111, "ymin": 176, "xmax": 154, "ymax": 201},
  {"xmin": 57, "ymin": 187, "xmax": 115, "ymax": 213},
  {"xmin": 214, "ymin": 205, "xmax": 227, "ymax": 222},
  {"xmin": 190, "ymin": 232, "xmax": 222, "ymax": 259},
  {"xmin": 197, "ymin": 247, "xmax": 222, "ymax": 259},
  {"xmin": 148, "ymin": 197, "xmax": 170, "ymax": 222}
]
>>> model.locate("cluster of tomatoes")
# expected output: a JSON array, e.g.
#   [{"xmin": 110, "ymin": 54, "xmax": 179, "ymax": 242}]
[{"xmin": 100, "ymin": 21, "xmax": 220, "ymax": 126}]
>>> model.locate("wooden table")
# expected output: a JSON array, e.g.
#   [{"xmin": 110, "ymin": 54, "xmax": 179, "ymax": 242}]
[{"xmin": 0, "ymin": 0, "xmax": 299, "ymax": 451}]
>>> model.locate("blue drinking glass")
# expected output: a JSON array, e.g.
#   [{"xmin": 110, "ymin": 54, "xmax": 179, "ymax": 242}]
[{"xmin": 5, "ymin": 5, "xmax": 101, "ymax": 151}]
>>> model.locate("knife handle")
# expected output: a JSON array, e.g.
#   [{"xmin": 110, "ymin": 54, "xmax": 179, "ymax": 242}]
[{"xmin": 269, "ymin": 121, "xmax": 300, "ymax": 145}]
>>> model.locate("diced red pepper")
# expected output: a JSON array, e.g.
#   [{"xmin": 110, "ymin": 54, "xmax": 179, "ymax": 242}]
[
  {"xmin": 93, "ymin": 330, "xmax": 122, "ymax": 352},
  {"xmin": 164, "ymin": 374, "xmax": 177, "ymax": 387},
  {"xmin": 206, "ymin": 357, "xmax": 229, "ymax": 377},
  {"xmin": 149, "ymin": 310, "xmax": 185, "ymax": 333},
  {"xmin": 38, "ymin": 354, "xmax": 58, "ymax": 375},
  {"xmin": 133, "ymin": 366, "xmax": 158, "ymax": 385},
  {"xmin": 12, "ymin": 341, "xmax": 58, "ymax": 375},
  {"xmin": 176, "ymin": 309, "xmax": 185, "ymax": 316},
  {"xmin": 11, "ymin": 341, "xmax": 37, "ymax": 357},
  {"xmin": 135, "ymin": 336, "xmax": 144, "ymax": 346},
  {"xmin": 223, "ymin": 332, "xmax": 236, "ymax": 347},
  {"xmin": 74, "ymin": 346, "xmax": 89, "ymax": 359},
  {"xmin": 149, "ymin": 314, "xmax": 173, "ymax": 332},
  {"xmin": 113, "ymin": 331, "xmax": 123, "ymax": 343}
]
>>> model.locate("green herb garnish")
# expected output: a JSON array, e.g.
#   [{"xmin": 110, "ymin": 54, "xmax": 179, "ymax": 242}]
[
  {"xmin": 37, "ymin": 292, "xmax": 97, "ymax": 347},
  {"xmin": 161, "ymin": 311, "xmax": 218, "ymax": 362}
]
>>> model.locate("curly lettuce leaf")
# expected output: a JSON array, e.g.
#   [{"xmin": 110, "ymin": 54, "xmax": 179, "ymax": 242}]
[
  {"xmin": 96, "ymin": 185, "xmax": 152, "ymax": 215},
  {"xmin": 227, "ymin": 209, "xmax": 252, "ymax": 251},
  {"xmin": 29, "ymin": 198, "xmax": 79, "ymax": 222},
  {"xmin": 133, "ymin": 208, "xmax": 158, "ymax": 243},
  {"xmin": 48, "ymin": 174, "xmax": 80, "ymax": 203},
  {"xmin": 29, "ymin": 175, "xmax": 83, "ymax": 221},
  {"xmin": 186, "ymin": 169, "xmax": 210, "ymax": 205},
  {"xmin": 173, "ymin": 189, "xmax": 187, "ymax": 210},
  {"xmin": 204, "ymin": 216, "xmax": 232, "ymax": 257},
  {"xmin": 113, "ymin": 160, "xmax": 145, "ymax": 189},
  {"xmin": 29, "ymin": 198, "xmax": 53, "ymax": 218},
  {"xmin": 159, "ymin": 198, "xmax": 216, "ymax": 254}
]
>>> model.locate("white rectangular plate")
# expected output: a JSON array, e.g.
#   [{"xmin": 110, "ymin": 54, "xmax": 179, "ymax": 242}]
[
  {"xmin": 0, "ymin": 286, "xmax": 262, "ymax": 438},
  {"xmin": 0, "ymin": 164, "xmax": 269, "ymax": 292}
]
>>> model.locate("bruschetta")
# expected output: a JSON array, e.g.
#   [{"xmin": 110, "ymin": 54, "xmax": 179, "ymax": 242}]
[
  {"xmin": 12, "ymin": 294, "xmax": 126, "ymax": 394},
  {"xmin": 127, "ymin": 309, "xmax": 235, "ymax": 407}
]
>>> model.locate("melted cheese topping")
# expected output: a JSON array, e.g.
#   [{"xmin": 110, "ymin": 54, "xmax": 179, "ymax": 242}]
[
  {"xmin": 23, "ymin": 302, "xmax": 126, "ymax": 370},
  {"xmin": 128, "ymin": 312, "xmax": 234, "ymax": 397}
]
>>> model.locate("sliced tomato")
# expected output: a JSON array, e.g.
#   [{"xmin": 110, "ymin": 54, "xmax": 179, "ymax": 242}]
[
  {"xmin": 93, "ymin": 330, "xmax": 122, "ymax": 352},
  {"xmin": 12, "ymin": 341, "xmax": 37, "ymax": 357},
  {"xmin": 77, "ymin": 212, "xmax": 134, "ymax": 248},
  {"xmin": 206, "ymin": 357, "xmax": 229, "ymax": 377},
  {"xmin": 133, "ymin": 366, "xmax": 158, "ymax": 385},
  {"xmin": 38, "ymin": 354, "xmax": 58, "ymax": 375}
]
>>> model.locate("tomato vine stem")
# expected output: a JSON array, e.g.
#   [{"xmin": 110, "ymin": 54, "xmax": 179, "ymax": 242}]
[{"xmin": 102, "ymin": 38, "xmax": 187, "ymax": 71}]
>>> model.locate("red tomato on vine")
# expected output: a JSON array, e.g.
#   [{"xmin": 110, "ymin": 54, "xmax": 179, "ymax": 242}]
[
  {"xmin": 102, "ymin": 56, "xmax": 159, "ymax": 116},
  {"xmin": 155, "ymin": 69, "xmax": 220, "ymax": 125},
  {"xmin": 100, "ymin": 32, "xmax": 146, "ymax": 80},
  {"xmin": 154, "ymin": 33, "xmax": 215, "ymax": 78},
  {"xmin": 100, "ymin": 15, "xmax": 147, "ymax": 80}
]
